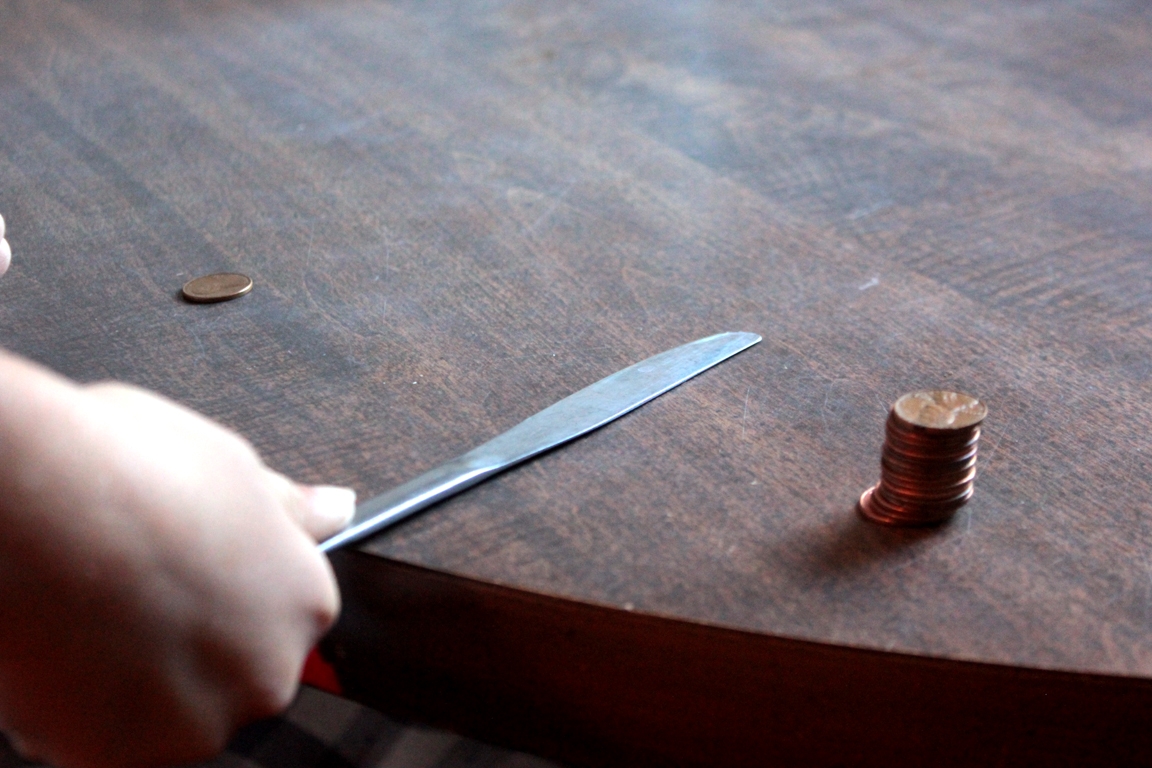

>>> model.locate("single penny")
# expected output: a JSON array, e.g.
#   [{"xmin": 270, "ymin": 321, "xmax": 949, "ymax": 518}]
[
  {"xmin": 182, "ymin": 273, "xmax": 253, "ymax": 303},
  {"xmin": 893, "ymin": 390, "xmax": 987, "ymax": 430}
]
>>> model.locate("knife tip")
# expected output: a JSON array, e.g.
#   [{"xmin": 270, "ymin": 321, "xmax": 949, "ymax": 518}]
[{"xmin": 727, "ymin": 331, "xmax": 762, "ymax": 346}]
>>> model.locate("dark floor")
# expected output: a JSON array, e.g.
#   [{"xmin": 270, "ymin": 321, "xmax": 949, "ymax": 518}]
[{"xmin": 1, "ymin": 689, "xmax": 564, "ymax": 768}]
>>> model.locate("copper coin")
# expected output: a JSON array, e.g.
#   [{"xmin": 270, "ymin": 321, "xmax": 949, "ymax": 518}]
[
  {"xmin": 182, "ymin": 273, "xmax": 253, "ymax": 303},
  {"xmin": 893, "ymin": 390, "xmax": 986, "ymax": 430}
]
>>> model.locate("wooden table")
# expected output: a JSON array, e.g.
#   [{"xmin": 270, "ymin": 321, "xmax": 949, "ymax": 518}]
[{"xmin": 3, "ymin": 1, "xmax": 1152, "ymax": 765}]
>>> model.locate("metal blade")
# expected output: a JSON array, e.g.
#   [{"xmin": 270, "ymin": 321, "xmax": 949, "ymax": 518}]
[{"xmin": 319, "ymin": 331, "xmax": 760, "ymax": 552}]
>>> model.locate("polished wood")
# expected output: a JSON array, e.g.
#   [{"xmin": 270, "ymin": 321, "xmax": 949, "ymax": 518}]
[
  {"xmin": 330, "ymin": 556, "xmax": 1152, "ymax": 767},
  {"xmin": 2, "ymin": 0, "xmax": 1151, "ymax": 764}
]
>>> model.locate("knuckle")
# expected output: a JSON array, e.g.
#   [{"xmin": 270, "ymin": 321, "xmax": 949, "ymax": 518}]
[
  {"xmin": 310, "ymin": 563, "xmax": 342, "ymax": 632},
  {"xmin": 315, "ymin": 590, "xmax": 341, "ymax": 632}
]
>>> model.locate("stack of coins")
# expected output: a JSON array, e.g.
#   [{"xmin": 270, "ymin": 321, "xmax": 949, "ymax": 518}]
[{"xmin": 857, "ymin": 390, "xmax": 987, "ymax": 526}]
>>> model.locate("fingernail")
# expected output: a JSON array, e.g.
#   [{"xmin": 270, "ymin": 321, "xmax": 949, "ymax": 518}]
[
  {"xmin": 306, "ymin": 485, "xmax": 357, "ymax": 530},
  {"xmin": 0, "ymin": 238, "xmax": 10, "ymax": 277}
]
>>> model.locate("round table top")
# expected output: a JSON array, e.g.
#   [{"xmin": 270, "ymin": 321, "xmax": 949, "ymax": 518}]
[{"xmin": 3, "ymin": 0, "xmax": 1151, "ymax": 699}]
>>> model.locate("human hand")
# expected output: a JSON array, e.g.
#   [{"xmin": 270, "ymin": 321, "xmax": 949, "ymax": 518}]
[
  {"xmin": 0, "ymin": 213, "xmax": 10, "ymax": 276},
  {"xmin": 0, "ymin": 351, "xmax": 354, "ymax": 768}
]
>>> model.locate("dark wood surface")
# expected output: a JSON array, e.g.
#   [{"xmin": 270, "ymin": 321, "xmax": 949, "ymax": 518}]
[
  {"xmin": 331, "ymin": 556, "xmax": 1152, "ymax": 768},
  {"xmin": 3, "ymin": 0, "xmax": 1152, "ymax": 764}
]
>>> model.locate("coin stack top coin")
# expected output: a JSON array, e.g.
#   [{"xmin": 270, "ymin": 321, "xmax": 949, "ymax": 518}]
[{"xmin": 857, "ymin": 390, "xmax": 987, "ymax": 526}]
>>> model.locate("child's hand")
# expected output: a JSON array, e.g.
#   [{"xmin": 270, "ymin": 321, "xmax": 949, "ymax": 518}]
[{"xmin": 0, "ymin": 351, "xmax": 354, "ymax": 768}]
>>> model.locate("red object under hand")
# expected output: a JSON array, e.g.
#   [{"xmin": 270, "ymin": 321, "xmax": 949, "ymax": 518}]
[{"xmin": 301, "ymin": 647, "xmax": 343, "ymax": 695}]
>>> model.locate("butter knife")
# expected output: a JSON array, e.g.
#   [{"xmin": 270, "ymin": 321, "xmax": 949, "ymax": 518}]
[{"xmin": 319, "ymin": 331, "xmax": 761, "ymax": 552}]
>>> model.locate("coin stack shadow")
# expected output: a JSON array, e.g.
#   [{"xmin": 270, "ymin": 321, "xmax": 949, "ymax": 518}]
[{"xmin": 858, "ymin": 394, "xmax": 986, "ymax": 526}]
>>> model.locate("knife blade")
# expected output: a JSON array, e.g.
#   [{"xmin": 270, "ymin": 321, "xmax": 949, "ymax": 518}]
[{"xmin": 318, "ymin": 331, "xmax": 761, "ymax": 553}]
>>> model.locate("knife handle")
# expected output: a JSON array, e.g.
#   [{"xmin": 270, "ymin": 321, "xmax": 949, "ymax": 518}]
[{"xmin": 301, "ymin": 646, "xmax": 343, "ymax": 695}]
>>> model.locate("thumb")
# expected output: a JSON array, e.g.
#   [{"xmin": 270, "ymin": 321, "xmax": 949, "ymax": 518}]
[{"xmin": 268, "ymin": 471, "xmax": 356, "ymax": 542}]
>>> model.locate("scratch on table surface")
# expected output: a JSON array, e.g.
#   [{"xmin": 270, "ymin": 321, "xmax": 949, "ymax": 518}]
[
  {"xmin": 741, "ymin": 385, "xmax": 751, "ymax": 438},
  {"xmin": 821, "ymin": 383, "xmax": 836, "ymax": 432},
  {"xmin": 185, "ymin": 322, "xmax": 208, "ymax": 363},
  {"xmin": 954, "ymin": 507, "xmax": 973, "ymax": 546},
  {"xmin": 1143, "ymin": 544, "xmax": 1152, "ymax": 627},
  {"xmin": 886, "ymin": 550, "xmax": 922, "ymax": 573},
  {"xmin": 480, "ymin": 345, "xmax": 613, "ymax": 361},
  {"xmin": 847, "ymin": 201, "xmax": 892, "ymax": 221},
  {"xmin": 380, "ymin": 226, "xmax": 401, "ymax": 274},
  {"xmin": 858, "ymin": 276, "xmax": 880, "ymax": 291},
  {"xmin": 978, "ymin": 423, "xmax": 1010, "ymax": 474},
  {"xmin": 523, "ymin": 179, "xmax": 576, "ymax": 236},
  {"xmin": 775, "ymin": 339, "xmax": 858, "ymax": 387}
]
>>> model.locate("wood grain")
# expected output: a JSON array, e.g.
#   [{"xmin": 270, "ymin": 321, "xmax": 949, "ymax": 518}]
[{"xmin": 1, "ymin": 0, "xmax": 1151, "ymax": 763}]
